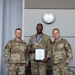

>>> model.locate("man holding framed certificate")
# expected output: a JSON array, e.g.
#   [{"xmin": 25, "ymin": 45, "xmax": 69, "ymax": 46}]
[{"xmin": 28, "ymin": 23, "xmax": 52, "ymax": 75}]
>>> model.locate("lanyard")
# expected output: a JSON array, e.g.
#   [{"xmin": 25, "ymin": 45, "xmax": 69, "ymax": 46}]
[{"xmin": 36, "ymin": 34, "xmax": 43, "ymax": 43}]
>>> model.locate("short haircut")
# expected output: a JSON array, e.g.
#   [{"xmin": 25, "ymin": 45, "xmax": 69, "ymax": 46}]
[
  {"xmin": 52, "ymin": 28, "xmax": 60, "ymax": 33},
  {"xmin": 36, "ymin": 23, "xmax": 43, "ymax": 28},
  {"xmin": 15, "ymin": 28, "xmax": 22, "ymax": 32}
]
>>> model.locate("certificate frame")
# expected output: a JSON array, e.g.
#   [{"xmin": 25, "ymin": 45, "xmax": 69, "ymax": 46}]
[{"xmin": 35, "ymin": 48, "xmax": 45, "ymax": 60}]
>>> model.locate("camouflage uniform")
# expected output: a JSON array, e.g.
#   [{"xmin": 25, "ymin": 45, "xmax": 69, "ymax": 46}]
[
  {"xmin": 3, "ymin": 38, "xmax": 29, "ymax": 75},
  {"xmin": 28, "ymin": 33, "xmax": 52, "ymax": 75},
  {"xmin": 52, "ymin": 38, "xmax": 73, "ymax": 75}
]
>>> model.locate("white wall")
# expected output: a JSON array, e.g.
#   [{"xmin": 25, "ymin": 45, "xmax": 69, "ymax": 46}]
[
  {"xmin": 23, "ymin": 9, "xmax": 75, "ymax": 66},
  {"xmin": 0, "ymin": 0, "xmax": 3, "ymax": 74}
]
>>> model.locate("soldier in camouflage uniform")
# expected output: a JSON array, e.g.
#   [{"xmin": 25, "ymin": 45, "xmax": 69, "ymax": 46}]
[
  {"xmin": 52, "ymin": 28, "xmax": 73, "ymax": 75},
  {"xmin": 3, "ymin": 28, "xmax": 29, "ymax": 75},
  {"xmin": 28, "ymin": 23, "xmax": 52, "ymax": 75}
]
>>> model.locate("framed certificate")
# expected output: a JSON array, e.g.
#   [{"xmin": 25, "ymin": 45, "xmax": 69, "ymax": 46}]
[{"xmin": 35, "ymin": 48, "xmax": 45, "ymax": 60}]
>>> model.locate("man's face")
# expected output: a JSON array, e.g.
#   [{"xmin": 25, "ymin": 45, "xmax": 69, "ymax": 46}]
[
  {"xmin": 36, "ymin": 25, "xmax": 43, "ymax": 33},
  {"xmin": 15, "ymin": 30, "xmax": 22, "ymax": 38},
  {"xmin": 52, "ymin": 30, "xmax": 60, "ymax": 39}
]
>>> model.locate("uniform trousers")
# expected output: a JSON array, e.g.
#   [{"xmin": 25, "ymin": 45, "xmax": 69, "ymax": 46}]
[
  {"xmin": 53, "ymin": 63, "xmax": 70, "ymax": 75},
  {"xmin": 31, "ymin": 60, "xmax": 47, "ymax": 75},
  {"xmin": 8, "ymin": 63, "xmax": 25, "ymax": 75}
]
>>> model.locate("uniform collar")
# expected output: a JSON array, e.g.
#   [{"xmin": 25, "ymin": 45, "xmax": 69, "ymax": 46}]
[
  {"xmin": 13, "ymin": 38, "xmax": 23, "ymax": 43},
  {"xmin": 35, "ymin": 33, "xmax": 44, "ymax": 36},
  {"xmin": 54, "ymin": 38, "xmax": 61, "ymax": 42}
]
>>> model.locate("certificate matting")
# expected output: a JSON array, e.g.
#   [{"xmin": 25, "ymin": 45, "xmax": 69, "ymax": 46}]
[{"xmin": 35, "ymin": 48, "xmax": 45, "ymax": 60}]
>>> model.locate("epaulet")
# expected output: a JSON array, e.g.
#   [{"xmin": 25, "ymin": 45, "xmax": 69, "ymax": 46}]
[
  {"xmin": 32, "ymin": 34, "xmax": 35, "ymax": 37},
  {"xmin": 44, "ymin": 34, "xmax": 49, "ymax": 37},
  {"xmin": 61, "ymin": 38, "xmax": 69, "ymax": 46},
  {"xmin": 8, "ymin": 39, "xmax": 14, "ymax": 44},
  {"xmin": 5, "ymin": 39, "xmax": 13, "ymax": 49},
  {"xmin": 30, "ymin": 34, "xmax": 35, "ymax": 38},
  {"xmin": 61, "ymin": 38, "xmax": 67, "ymax": 42}
]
